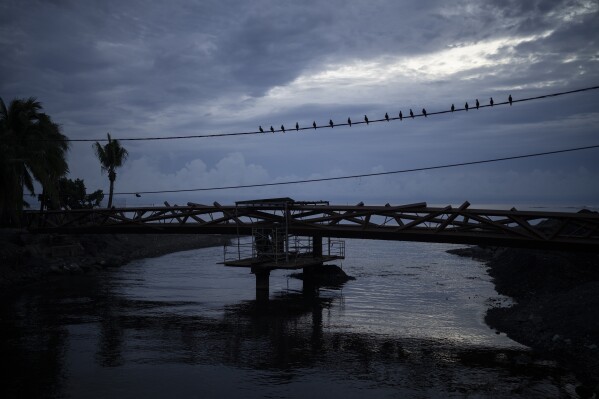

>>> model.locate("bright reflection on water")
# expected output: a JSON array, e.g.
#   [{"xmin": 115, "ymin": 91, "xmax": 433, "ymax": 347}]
[{"xmin": 1, "ymin": 239, "xmax": 579, "ymax": 398}]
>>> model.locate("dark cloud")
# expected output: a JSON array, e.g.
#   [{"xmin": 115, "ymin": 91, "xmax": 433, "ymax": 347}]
[{"xmin": 1, "ymin": 0, "xmax": 598, "ymax": 205}]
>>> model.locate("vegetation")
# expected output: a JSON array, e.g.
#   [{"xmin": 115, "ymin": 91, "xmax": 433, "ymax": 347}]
[
  {"xmin": 0, "ymin": 97, "xmax": 70, "ymax": 226},
  {"xmin": 93, "ymin": 133, "xmax": 128, "ymax": 208},
  {"xmin": 56, "ymin": 177, "xmax": 104, "ymax": 209}
]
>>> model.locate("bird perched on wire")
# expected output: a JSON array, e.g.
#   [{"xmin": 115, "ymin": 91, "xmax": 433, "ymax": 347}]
[
  {"xmin": 270, "ymin": 126, "xmax": 275, "ymax": 133},
  {"xmin": 385, "ymin": 112, "xmax": 389, "ymax": 121},
  {"xmin": 490, "ymin": 97, "xmax": 494, "ymax": 106},
  {"xmin": 422, "ymin": 108, "xmax": 427, "ymax": 117},
  {"xmin": 313, "ymin": 121, "xmax": 316, "ymax": 129},
  {"xmin": 451, "ymin": 104, "xmax": 455, "ymax": 112},
  {"xmin": 509, "ymin": 94, "xmax": 513, "ymax": 105},
  {"xmin": 295, "ymin": 122, "xmax": 299, "ymax": 131},
  {"xmin": 259, "ymin": 126, "xmax": 264, "ymax": 133},
  {"xmin": 399, "ymin": 111, "xmax": 403, "ymax": 120},
  {"xmin": 281, "ymin": 125, "xmax": 285, "ymax": 133},
  {"xmin": 465, "ymin": 102, "xmax": 469, "ymax": 111},
  {"xmin": 364, "ymin": 115, "xmax": 369, "ymax": 125},
  {"xmin": 329, "ymin": 119, "xmax": 334, "ymax": 128},
  {"xmin": 476, "ymin": 99, "xmax": 480, "ymax": 109},
  {"xmin": 409, "ymin": 109, "xmax": 414, "ymax": 118},
  {"xmin": 348, "ymin": 117, "xmax": 352, "ymax": 127}
]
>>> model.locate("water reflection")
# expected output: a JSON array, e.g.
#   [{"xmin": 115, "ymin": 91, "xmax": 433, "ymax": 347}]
[
  {"xmin": 0, "ymin": 245, "xmax": 580, "ymax": 398},
  {"xmin": 1, "ymin": 289, "xmax": 68, "ymax": 398}
]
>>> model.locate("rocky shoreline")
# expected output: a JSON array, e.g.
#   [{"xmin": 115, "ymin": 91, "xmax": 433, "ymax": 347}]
[
  {"xmin": 448, "ymin": 245, "xmax": 599, "ymax": 397},
  {"xmin": 0, "ymin": 229, "xmax": 230, "ymax": 296}
]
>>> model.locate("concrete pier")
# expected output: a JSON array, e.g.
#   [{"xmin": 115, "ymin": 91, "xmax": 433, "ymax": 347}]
[
  {"xmin": 225, "ymin": 231, "xmax": 344, "ymax": 301},
  {"xmin": 312, "ymin": 236, "xmax": 322, "ymax": 258},
  {"xmin": 302, "ymin": 266, "xmax": 317, "ymax": 296},
  {"xmin": 253, "ymin": 268, "xmax": 270, "ymax": 302}
]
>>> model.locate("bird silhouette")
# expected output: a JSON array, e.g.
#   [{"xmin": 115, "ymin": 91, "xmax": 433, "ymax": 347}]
[
  {"xmin": 313, "ymin": 121, "xmax": 316, "ymax": 129},
  {"xmin": 422, "ymin": 108, "xmax": 427, "ymax": 117},
  {"xmin": 399, "ymin": 111, "xmax": 403, "ymax": 120},
  {"xmin": 490, "ymin": 97, "xmax": 494, "ymax": 106},
  {"xmin": 385, "ymin": 112, "xmax": 389, "ymax": 121},
  {"xmin": 476, "ymin": 99, "xmax": 480, "ymax": 109},
  {"xmin": 509, "ymin": 94, "xmax": 513, "ymax": 106},
  {"xmin": 281, "ymin": 125, "xmax": 285, "ymax": 133},
  {"xmin": 270, "ymin": 126, "xmax": 274, "ymax": 133},
  {"xmin": 409, "ymin": 109, "xmax": 414, "ymax": 118},
  {"xmin": 465, "ymin": 102, "xmax": 469, "ymax": 111},
  {"xmin": 451, "ymin": 104, "xmax": 455, "ymax": 112},
  {"xmin": 135, "ymin": 193, "xmax": 141, "ymax": 198},
  {"xmin": 329, "ymin": 119, "xmax": 334, "ymax": 128},
  {"xmin": 259, "ymin": 126, "xmax": 264, "ymax": 133},
  {"xmin": 364, "ymin": 115, "xmax": 369, "ymax": 125},
  {"xmin": 295, "ymin": 122, "xmax": 299, "ymax": 131},
  {"xmin": 348, "ymin": 117, "xmax": 352, "ymax": 127}
]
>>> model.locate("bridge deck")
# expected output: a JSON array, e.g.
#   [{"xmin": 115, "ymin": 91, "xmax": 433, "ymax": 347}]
[{"xmin": 23, "ymin": 201, "xmax": 599, "ymax": 252}]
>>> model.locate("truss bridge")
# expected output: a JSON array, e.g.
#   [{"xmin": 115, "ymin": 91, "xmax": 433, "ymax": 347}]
[
  {"xmin": 24, "ymin": 198, "xmax": 599, "ymax": 252},
  {"xmin": 24, "ymin": 198, "xmax": 598, "ymax": 299}
]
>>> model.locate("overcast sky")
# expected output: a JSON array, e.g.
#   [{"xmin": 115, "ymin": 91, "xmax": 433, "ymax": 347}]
[{"xmin": 2, "ymin": 0, "xmax": 598, "ymax": 208}]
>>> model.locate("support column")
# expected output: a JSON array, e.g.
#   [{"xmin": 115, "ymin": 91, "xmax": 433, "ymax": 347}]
[
  {"xmin": 306, "ymin": 236, "xmax": 323, "ymax": 296},
  {"xmin": 302, "ymin": 266, "xmax": 317, "ymax": 296},
  {"xmin": 253, "ymin": 268, "xmax": 270, "ymax": 302},
  {"xmin": 312, "ymin": 235, "xmax": 322, "ymax": 258}
]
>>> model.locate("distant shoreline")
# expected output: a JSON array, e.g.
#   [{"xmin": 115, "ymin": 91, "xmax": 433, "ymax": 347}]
[{"xmin": 0, "ymin": 229, "xmax": 230, "ymax": 296}]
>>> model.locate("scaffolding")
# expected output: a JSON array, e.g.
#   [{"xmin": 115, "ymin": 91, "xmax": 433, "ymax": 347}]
[
  {"xmin": 224, "ymin": 227, "xmax": 345, "ymax": 266},
  {"xmin": 223, "ymin": 197, "xmax": 344, "ymax": 267}
]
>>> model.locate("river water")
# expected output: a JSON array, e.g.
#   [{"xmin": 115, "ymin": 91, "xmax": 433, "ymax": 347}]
[{"xmin": 1, "ymin": 239, "xmax": 580, "ymax": 398}]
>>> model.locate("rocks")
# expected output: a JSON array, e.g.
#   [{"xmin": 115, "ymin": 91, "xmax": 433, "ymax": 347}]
[
  {"xmin": 552, "ymin": 334, "xmax": 561, "ymax": 343},
  {"xmin": 447, "ymin": 245, "xmax": 505, "ymax": 262},
  {"xmin": 289, "ymin": 264, "xmax": 355, "ymax": 287},
  {"xmin": 450, "ymin": 245, "xmax": 599, "ymax": 389}
]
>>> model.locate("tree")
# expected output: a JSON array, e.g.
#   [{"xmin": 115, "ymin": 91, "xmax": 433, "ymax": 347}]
[
  {"xmin": 93, "ymin": 133, "xmax": 128, "ymax": 208},
  {"xmin": 0, "ymin": 97, "xmax": 70, "ymax": 226},
  {"xmin": 55, "ymin": 177, "xmax": 104, "ymax": 209}
]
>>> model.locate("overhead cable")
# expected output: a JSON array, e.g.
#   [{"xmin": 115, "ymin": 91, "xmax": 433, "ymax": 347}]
[
  {"xmin": 34, "ymin": 85, "xmax": 599, "ymax": 143},
  {"xmin": 113, "ymin": 143, "xmax": 599, "ymax": 195}
]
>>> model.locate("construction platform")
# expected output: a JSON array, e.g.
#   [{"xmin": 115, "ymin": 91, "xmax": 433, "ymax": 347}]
[
  {"xmin": 219, "ymin": 198, "xmax": 347, "ymax": 300},
  {"xmin": 223, "ymin": 253, "xmax": 344, "ymax": 271}
]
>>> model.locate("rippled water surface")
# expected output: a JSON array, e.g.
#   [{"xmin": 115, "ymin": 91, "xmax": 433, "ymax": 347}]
[{"xmin": 1, "ymin": 239, "xmax": 580, "ymax": 398}]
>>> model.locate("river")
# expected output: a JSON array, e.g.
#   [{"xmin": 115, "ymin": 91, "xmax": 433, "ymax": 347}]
[{"xmin": 1, "ymin": 239, "xmax": 580, "ymax": 398}]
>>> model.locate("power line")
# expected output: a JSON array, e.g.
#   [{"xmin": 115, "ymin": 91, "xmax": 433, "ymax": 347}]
[
  {"xmin": 114, "ymin": 143, "xmax": 599, "ymax": 195},
  {"xmin": 35, "ymin": 85, "xmax": 599, "ymax": 143}
]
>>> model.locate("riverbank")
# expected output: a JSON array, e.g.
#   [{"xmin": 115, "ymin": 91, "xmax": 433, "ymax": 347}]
[
  {"xmin": 448, "ymin": 245, "xmax": 599, "ymax": 397},
  {"xmin": 0, "ymin": 229, "xmax": 230, "ymax": 296}
]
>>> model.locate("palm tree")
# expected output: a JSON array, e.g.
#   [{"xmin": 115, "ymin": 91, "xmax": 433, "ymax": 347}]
[
  {"xmin": 93, "ymin": 133, "xmax": 128, "ymax": 208},
  {"xmin": 0, "ymin": 97, "xmax": 70, "ymax": 226},
  {"xmin": 33, "ymin": 113, "xmax": 70, "ymax": 211}
]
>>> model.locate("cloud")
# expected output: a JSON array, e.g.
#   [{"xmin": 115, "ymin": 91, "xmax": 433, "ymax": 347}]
[
  {"xmin": 115, "ymin": 152, "xmax": 269, "ymax": 195},
  {"xmin": 2, "ymin": 0, "xmax": 598, "ymax": 207},
  {"xmin": 95, "ymin": 148, "xmax": 599, "ymax": 208}
]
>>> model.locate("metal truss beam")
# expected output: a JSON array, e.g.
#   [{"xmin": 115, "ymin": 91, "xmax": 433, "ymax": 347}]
[{"xmin": 23, "ymin": 202, "xmax": 599, "ymax": 252}]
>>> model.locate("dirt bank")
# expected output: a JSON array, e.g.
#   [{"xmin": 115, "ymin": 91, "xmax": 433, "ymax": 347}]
[
  {"xmin": 448, "ymin": 246, "xmax": 599, "ymax": 397},
  {"xmin": 0, "ymin": 229, "xmax": 230, "ymax": 296}
]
